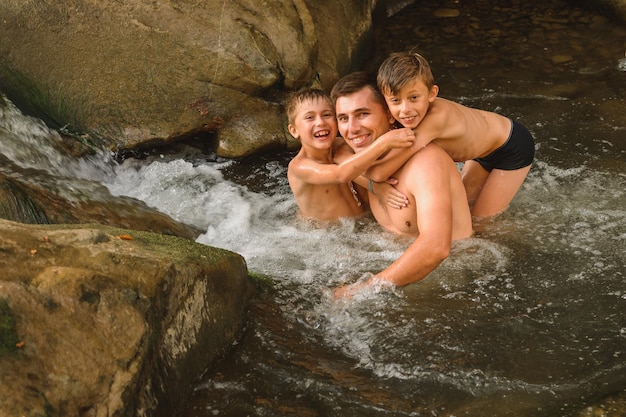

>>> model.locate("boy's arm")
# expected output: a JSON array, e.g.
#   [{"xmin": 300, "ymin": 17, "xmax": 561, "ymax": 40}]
[
  {"xmin": 366, "ymin": 105, "xmax": 449, "ymax": 182},
  {"xmin": 337, "ymin": 142, "xmax": 409, "ymax": 209},
  {"xmin": 292, "ymin": 130, "xmax": 413, "ymax": 185},
  {"xmin": 365, "ymin": 132, "xmax": 429, "ymax": 182}
]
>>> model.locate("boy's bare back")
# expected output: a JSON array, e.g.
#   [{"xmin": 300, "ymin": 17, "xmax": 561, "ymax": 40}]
[{"xmin": 418, "ymin": 97, "xmax": 513, "ymax": 162}]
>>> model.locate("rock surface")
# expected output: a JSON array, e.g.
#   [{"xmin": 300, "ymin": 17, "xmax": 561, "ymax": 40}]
[
  {"xmin": 1, "ymin": 0, "xmax": 623, "ymax": 157},
  {"xmin": 0, "ymin": 0, "xmax": 378, "ymax": 157},
  {"xmin": 0, "ymin": 169, "xmax": 201, "ymax": 240},
  {"xmin": 0, "ymin": 219, "xmax": 255, "ymax": 417}
]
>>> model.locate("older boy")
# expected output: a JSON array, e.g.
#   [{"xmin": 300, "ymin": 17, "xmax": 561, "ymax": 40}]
[
  {"xmin": 286, "ymin": 88, "xmax": 414, "ymax": 222},
  {"xmin": 377, "ymin": 52, "xmax": 535, "ymax": 218}
]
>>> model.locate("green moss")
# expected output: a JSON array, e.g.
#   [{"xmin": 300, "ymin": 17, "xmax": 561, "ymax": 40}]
[
  {"xmin": 129, "ymin": 228, "xmax": 236, "ymax": 264},
  {"xmin": 247, "ymin": 271, "xmax": 277, "ymax": 292},
  {"xmin": 0, "ymin": 298, "xmax": 18, "ymax": 356}
]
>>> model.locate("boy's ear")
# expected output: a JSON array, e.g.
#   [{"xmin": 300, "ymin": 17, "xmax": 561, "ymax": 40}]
[
  {"xmin": 288, "ymin": 124, "xmax": 299, "ymax": 139},
  {"xmin": 386, "ymin": 110, "xmax": 395, "ymax": 126},
  {"xmin": 429, "ymin": 85, "xmax": 439, "ymax": 102}
]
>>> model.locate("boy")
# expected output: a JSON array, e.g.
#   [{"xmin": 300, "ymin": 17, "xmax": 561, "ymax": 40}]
[
  {"xmin": 286, "ymin": 88, "xmax": 414, "ymax": 222},
  {"xmin": 376, "ymin": 52, "xmax": 535, "ymax": 218}
]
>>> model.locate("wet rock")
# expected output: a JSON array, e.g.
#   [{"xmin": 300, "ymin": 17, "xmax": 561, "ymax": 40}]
[
  {"xmin": 551, "ymin": 54, "xmax": 575, "ymax": 64},
  {"xmin": 0, "ymin": 0, "xmax": 378, "ymax": 158},
  {"xmin": 0, "ymin": 170, "xmax": 201, "ymax": 240},
  {"xmin": 434, "ymin": 8, "xmax": 461, "ymax": 18},
  {"xmin": 0, "ymin": 219, "xmax": 255, "ymax": 417}
]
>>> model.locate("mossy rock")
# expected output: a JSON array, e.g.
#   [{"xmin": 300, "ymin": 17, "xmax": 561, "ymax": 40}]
[{"xmin": 0, "ymin": 298, "xmax": 18, "ymax": 356}]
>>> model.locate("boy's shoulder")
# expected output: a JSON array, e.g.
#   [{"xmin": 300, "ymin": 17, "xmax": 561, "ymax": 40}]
[
  {"xmin": 426, "ymin": 97, "xmax": 470, "ymax": 123},
  {"xmin": 288, "ymin": 148, "xmax": 308, "ymax": 172}
]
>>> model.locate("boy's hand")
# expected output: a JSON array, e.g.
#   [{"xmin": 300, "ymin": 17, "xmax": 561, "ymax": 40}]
[
  {"xmin": 372, "ymin": 178, "xmax": 409, "ymax": 209},
  {"xmin": 380, "ymin": 127, "xmax": 415, "ymax": 149}
]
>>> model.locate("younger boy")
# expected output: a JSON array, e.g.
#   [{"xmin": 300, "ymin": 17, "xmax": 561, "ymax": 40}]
[
  {"xmin": 286, "ymin": 88, "xmax": 414, "ymax": 222},
  {"xmin": 376, "ymin": 52, "xmax": 535, "ymax": 218}
]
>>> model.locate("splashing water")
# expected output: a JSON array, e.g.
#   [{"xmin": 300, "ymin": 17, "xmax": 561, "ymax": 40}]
[
  {"xmin": 98, "ymin": 127, "xmax": 626, "ymax": 416},
  {"xmin": 2, "ymin": 0, "xmax": 626, "ymax": 412}
]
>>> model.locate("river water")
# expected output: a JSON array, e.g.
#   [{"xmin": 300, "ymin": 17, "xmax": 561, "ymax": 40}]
[{"xmin": 1, "ymin": 0, "xmax": 625, "ymax": 416}]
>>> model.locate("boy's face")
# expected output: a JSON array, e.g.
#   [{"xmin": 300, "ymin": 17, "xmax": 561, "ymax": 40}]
[
  {"xmin": 288, "ymin": 97, "xmax": 337, "ymax": 149},
  {"xmin": 383, "ymin": 78, "xmax": 438, "ymax": 129},
  {"xmin": 335, "ymin": 87, "xmax": 395, "ymax": 154}
]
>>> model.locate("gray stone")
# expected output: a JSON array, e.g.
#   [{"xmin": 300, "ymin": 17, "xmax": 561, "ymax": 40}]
[{"xmin": 0, "ymin": 219, "xmax": 255, "ymax": 417}]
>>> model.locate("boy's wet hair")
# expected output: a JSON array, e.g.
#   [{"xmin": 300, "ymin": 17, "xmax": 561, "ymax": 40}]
[
  {"xmin": 285, "ymin": 88, "xmax": 334, "ymax": 124},
  {"xmin": 330, "ymin": 71, "xmax": 387, "ymax": 109},
  {"xmin": 377, "ymin": 52, "xmax": 435, "ymax": 96}
]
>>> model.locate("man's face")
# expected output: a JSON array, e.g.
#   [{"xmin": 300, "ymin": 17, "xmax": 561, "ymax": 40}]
[{"xmin": 335, "ymin": 87, "xmax": 394, "ymax": 153}]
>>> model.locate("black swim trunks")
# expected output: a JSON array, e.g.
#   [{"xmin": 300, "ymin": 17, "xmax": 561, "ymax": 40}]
[{"xmin": 474, "ymin": 119, "xmax": 535, "ymax": 172}]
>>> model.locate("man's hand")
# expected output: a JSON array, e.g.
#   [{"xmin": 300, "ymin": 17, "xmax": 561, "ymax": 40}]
[
  {"xmin": 333, "ymin": 274, "xmax": 394, "ymax": 299},
  {"xmin": 333, "ymin": 280, "xmax": 368, "ymax": 299}
]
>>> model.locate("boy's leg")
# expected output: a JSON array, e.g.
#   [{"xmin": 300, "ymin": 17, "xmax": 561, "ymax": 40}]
[
  {"xmin": 469, "ymin": 165, "xmax": 532, "ymax": 218},
  {"xmin": 460, "ymin": 160, "xmax": 489, "ymax": 207}
]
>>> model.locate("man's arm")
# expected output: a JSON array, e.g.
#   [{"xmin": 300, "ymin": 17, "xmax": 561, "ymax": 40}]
[
  {"xmin": 374, "ymin": 148, "xmax": 453, "ymax": 286},
  {"xmin": 334, "ymin": 146, "xmax": 453, "ymax": 297}
]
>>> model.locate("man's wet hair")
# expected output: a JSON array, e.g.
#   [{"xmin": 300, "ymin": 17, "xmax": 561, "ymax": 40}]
[{"xmin": 330, "ymin": 71, "xmax": 387, "ymax": 109}]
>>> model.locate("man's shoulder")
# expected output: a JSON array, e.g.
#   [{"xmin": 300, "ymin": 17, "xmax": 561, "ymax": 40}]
[
  {"xmin": 401, "ymin": 144, "xmax": 451, "ymax": 175},
  {"xmin": 412, "ymin": 143, "xmax": 449, "ymax": 161}
]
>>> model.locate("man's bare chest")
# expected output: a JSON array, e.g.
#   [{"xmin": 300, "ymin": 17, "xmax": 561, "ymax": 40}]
[{"xmin": 371, "ymin": 198, "xmax": 419, "ymax": 236}]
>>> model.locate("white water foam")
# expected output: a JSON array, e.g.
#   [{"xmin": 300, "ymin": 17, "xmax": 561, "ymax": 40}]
[{"xmin": 0, "ymin": 96, "xmax": 114, "ymax": 181}]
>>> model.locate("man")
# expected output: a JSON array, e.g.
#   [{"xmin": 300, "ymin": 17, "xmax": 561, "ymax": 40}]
[{"xmin": 330, "ymin": 72, "xmax": 473, "ymax": 297}]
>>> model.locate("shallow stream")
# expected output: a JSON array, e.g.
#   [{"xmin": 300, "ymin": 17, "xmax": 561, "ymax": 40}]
[{"xmin": 1, "ymin": 0, "xmax": 625, "ymax": 416}]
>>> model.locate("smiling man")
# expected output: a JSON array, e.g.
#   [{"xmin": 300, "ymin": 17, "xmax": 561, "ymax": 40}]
[{"xmin": 330, "ymin": 72, "xmax": 473, "ymax": 296}]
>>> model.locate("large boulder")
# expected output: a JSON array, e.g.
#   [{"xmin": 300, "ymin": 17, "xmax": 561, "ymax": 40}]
[
  {"xmin": 0, "ymin": 219, "xmax": 256, "ymax": 417},
  {"xmin": 0, "ymin": 0, "xmax": 379, "ymax": 158}
]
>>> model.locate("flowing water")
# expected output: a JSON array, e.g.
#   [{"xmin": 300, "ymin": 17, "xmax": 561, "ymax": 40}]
[{"xmin": 1, "ymin": 0, "xmax": 626, "ymax": 416}]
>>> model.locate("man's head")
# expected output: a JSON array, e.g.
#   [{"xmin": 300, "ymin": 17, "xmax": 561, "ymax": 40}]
[
  {"xmin": 376, "ymin": 52, "xmax": 438, "ymax": 129},
  {"xmin": 285, "ymin": 88, "xmax": 337, "ymax": 147},
  {"xmin": 331, "ymin": 72, "xmax": 395, "ymax": 153}
]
